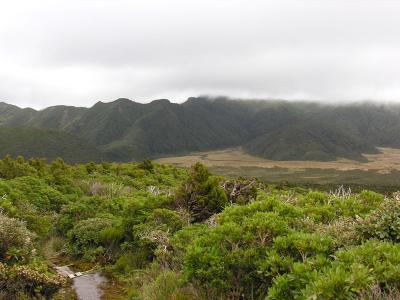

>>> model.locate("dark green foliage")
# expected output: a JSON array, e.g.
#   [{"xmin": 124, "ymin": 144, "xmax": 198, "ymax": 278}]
[
  {"xmin": 145, "ymin": 208, "xmax": 183, "ymax": 233},
  {"xmin": 175, "ymin": 163, "xmax": 228, "ymax": 222},
  {"xmin": 357, "ymin": 197, "xmax": 400, "ymax": 242},
  {"xmin": 359, "ymin": 189, "xmax": 384, "ymax": 206},
  {"xmin": 244, "ymin": 122, "xmax": 376, "ymax": 161},
  {"xmin": 267, "ymin": 257, "xmax": 330, "ymax": 300},
  {"xmin": 0, "ymin": 154, "xmax": 37, "ymax": 179},
  {"xmin": 100, "ymin": 226, "xmax": 124, "ymax": 257},
  {"xmin": 169, "ymin": 224, "xmax": 209, "ymax": 267},
  {"xmin": 302, "ymin": 241, "xmax": 400, "ymax": 299},
  {"xmin": 85, "ymin": 161, "xmax": 97, "ymax": 174},
  {"xmin": 2, "ymin": 98, "xmax": 400, "ymax": 162},
  {"xmin": 138, "ymin": 159, "xmax": 154, "ymax": 172},
  {"xmin": 9, "ymin": 176, "xmax": 67, "ymax": 212},
  {"xmin": 0, "ymin": 125, "xmax": 103, "ymax": 163},
  {"xmin": 0, "ymin": 156, "xmax": 399, "ymax": 299},
  {"xmin": 184, "ymin": 222, "xmax": 258, "ymax": 298},
  {"xmin": 57, "ymin": 196, "xmax": 102, "ymax": 233},
  {"xmin": 182, "ymin": 195, "xmax": 295, "ymax": 298},
  {"xmin": 69, "ymin": 217, "xmax": 114, "ymax": 260},
  {"xmin": 272, "ymin": 233, "xmax": 334, "ymax": 262}
]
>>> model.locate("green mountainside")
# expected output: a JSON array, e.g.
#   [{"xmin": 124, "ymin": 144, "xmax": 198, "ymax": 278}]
[
  {"xmin": 0, "ymin": 125, "xmax": 103, "ymax": 163},
  {"xmin": 244, "ymin": 122, "xmax": 378, "ymax": 161},
  {"xmin": 1, "ymin": 98, "xmax": 400, "ymax": 162}
]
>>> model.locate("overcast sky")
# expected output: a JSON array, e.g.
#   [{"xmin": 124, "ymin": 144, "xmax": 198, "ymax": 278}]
[{"xmin": 1, "ymin": 0, "xmax": 400, "ymax": 109}]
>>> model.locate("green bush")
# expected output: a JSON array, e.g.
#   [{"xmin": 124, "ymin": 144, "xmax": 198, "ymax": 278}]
[
  {"xmin": 0, "ymin": 155, "xmax": 37, "ymax": 180},
  {"xmin": 218, "ymin": 193, "xmax": 302, "ymax": 226},
  {"xmin": 0, "ymin": 213, "xmax": 35, "ymax": 264},
  {"xmin": 267, "ymin": 256, "xmax": 329, "ymax": 300},
  {"xmin": 359, "ymin": 190, "xmax": 384, "ymax": 207},
  {"xmin": 0, "ymin": 158, "xmax": 399, "ymax": 300},
  {"xmin": 57, "ymin": 196, "xmax": 104, "ymax": 233},
  {"xmin": 146, "ymin": 208, "xmax": 184, "ymax": 233},
  {"xmin": 175, "ymin": 163, "xmax": 227, "ymax": 223},
  {"xmin": 184, "ymin": 222, "xmax": 265, "ymax": 298},
  {"xmin": 169, "ymin": 224, "xmax": 209, "ymax": 268},
  {"xmin": 114, "ymin": 251, "xmax": 150, "ymax": 273},
  {"xmin": 0, "ymin": 262, "xmax": 66, "ymax": 299},
  {"xmin": 10, "ymin": 176, "xmax": 67, "ymax": 212},
  {"xmin": 138, "ymin": 159, "xmax": 155, "ymax": 173},
  {"xmin": 243, "ymin": 211, "xmax": 289, "ymax": 245},
  {"xmin": 141, "ymin": 270, "xmax": 197, "ymax": 300},
  {"xmin": 68, "ymin": 217, "xmax": 113, "ymax": 259},
  {"xmin": 303, "ymin": 241, "xmax": 400, "ymax": 299},
  {"xmin": 273, "ymin": 232, "xmax": 334, "ymax": 262},
  {"xmin": 357, "ymin": 198, "xmax": 400, "ymax": 242},
  {"xmin": 303, "ymin": 191, "xmax": 329, "ymax": 205},
  {"xmin": 316, "ymin": 217, "xmax": 359, "ymax": 247}
]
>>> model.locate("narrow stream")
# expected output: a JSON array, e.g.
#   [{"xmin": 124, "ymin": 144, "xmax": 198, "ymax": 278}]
[{"xmin": 55, "ymin": 266, "xmax": 106, "ymax": 300}]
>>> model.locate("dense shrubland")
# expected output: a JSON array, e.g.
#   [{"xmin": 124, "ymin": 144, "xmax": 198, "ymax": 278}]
[{"xmin": 0, "ymin": 155, "xmax": 400, "ymax": 299}]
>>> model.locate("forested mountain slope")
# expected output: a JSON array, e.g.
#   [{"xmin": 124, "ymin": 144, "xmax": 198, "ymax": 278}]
[
  {"xmin": 1, "ymin": 98, "xmax": 400, "ymax": 162},
  {"xmin": 0, "ymin": 125, "xmax": 103, "ymax": 163}
]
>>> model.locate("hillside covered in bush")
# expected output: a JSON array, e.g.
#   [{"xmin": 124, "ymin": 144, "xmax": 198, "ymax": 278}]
[
  {"xmin": 0, "ymin": 126, "xmax": 104, "ymax": 163},
  {"xmin": 1, "ymin": 98, "xmax": 400, "ymax": 162},
  {"xmin": 0, "ymin": 156, "xmax": 400, "ymax": 299}
]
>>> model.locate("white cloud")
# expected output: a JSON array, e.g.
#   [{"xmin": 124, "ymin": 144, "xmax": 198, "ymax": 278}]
[{"xmin": 1, "ymin": 0, "xmax": 400, "ymax": 108}]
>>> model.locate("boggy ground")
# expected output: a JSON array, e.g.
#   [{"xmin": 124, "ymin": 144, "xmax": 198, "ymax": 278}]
[{"xmin": 156, "ymin": 147, "xmax": 400, "ymax": 187}]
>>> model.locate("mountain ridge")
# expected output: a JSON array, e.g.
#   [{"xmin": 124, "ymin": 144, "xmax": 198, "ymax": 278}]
[{"xmin": 1, "ymin": 97, "xmax": 400, "ymax": 162}]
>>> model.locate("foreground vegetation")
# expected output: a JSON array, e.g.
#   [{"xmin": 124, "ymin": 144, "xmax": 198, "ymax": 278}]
[{"xmin": 1, "ymin": 155, "xmax": 400, "ymax": 299}]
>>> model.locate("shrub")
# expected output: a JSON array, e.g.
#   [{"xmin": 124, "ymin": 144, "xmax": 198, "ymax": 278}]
[
  {"xmin": 57, "ymin": 196, "xmax": 103, "ymax": 233},
  {"xmin": 267, "ymin": 256, "xmax": 330, "ymax": 300},
  {"xmin": 359, "ymin": 190, "xmax": 384, "ymax": 207},
  {"xmin": 0, "ymin": 213, "xmax": 35, "ymax": 264},
  {"xmin": 147, "ymin": 208, "xmax": 184, "ymax": 233},
  {"xmin": 0, "ymin": 155, "xmax": 37, "ymax": 180},
  {"xmin": 357, "ymin": 198, "xmax": 400, "ymax": 242},
  {"xmin": 316, "ymin": 217, "xmax": 359, "ymax": 247},
  {"xmin": 303, "ymin": 191, "xmax": 329, "ymax": 206},
  {"xmin": 243, "ymin": 211, "xmax": 289, "ymax": 245},
  {"xmin": 184, "ymin": 222, "xmax": 264, "ymax": 298},
  {"xmin": 131, "ymin": 209, "xmax": 185, "ymax": 268},
  {"xmin": 303, "ymin": 241, "xmax": 400, "ymax": 299},
  {"xmin": 0, "ymin": 262, "xmax": 66, "ymax": 299},
  {"xmin": 100, "ymin": 226, "xmax": 124, "ymax": 261},
  {"xmin": 9, "ymin": 176, "xmax": 67, "ymax": 212},
  {"xmin": 141, "ymin": 270, "xmax": 199, "ymax": 300},
  {"xmin": 114, "ymin": 251, "xmax": 150, "ymax": 273},
  {"xmin": 85, "ymin": 161, "xmax": 97, "ymax": 174},
  {"xmin": 69, "ymin": 217, "xmax": 113, "ymax": 259},
  {"xmin": 175, "ymin": 163, "xmax": 227, "ymax": 223},
  {"xmin": 138, "ymin": 160, "xmax": 155, "ymax": 172},
  {"xmin": 218, "ymin": 193, "xmax": 301, "ymax": 226},
  {"xmin": 169, "ymin": 224, "xmax": 209, "ymax": 268},
  {"xmin": 273, "ymin": 232, "xmax": 335, "ymax": 262}
]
